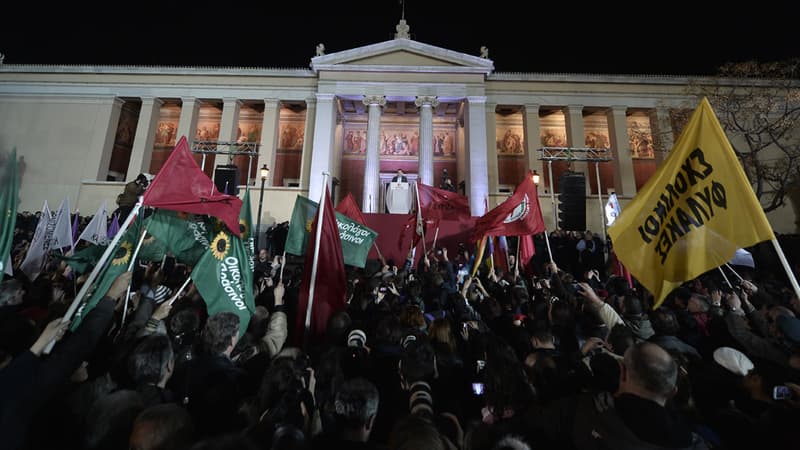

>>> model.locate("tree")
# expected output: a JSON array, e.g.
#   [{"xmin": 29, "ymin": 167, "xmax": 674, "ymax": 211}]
[{"xmin": 686, "ymin": 59, "xmax": 800, "ymax": 213}]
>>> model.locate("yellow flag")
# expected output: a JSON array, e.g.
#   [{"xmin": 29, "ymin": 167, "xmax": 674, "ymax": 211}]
[{"xmin": 608, "ymin": 98, "xmax": 774, "ymax": 308}]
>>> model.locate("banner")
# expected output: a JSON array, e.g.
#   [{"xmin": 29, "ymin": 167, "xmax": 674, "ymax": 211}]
[
  {"xmin": 19, "ymin": 201, "xmax": 52, "ymax": 281},
  {"xmin": 608, "ymin": 98, "xmax": 775, "ymax": 307},
  {"xmin": 285, "ymin": 195, "xmax": 378, "ymax": 268},
  {"xmin": 77, "ymin": 200, "xmax": 109, "ymax": 246}
]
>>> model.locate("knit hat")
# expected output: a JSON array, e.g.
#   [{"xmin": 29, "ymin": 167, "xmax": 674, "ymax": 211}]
[
  {"xmin": 713, "ymin": 347, "xmax": 754, "ymax": 376},
  {"xmin": 347, "ymin": 329, "xmax": 367, "ymax": 348},
  {"xmin": 776, "ymin": 315, "xmax": 800, "ymax": 344}
]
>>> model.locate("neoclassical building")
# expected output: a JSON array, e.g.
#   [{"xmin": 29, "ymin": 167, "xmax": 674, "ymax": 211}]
[{"xmin": 1, "ymin": 20, "xmax": 795, "ymax": 234}]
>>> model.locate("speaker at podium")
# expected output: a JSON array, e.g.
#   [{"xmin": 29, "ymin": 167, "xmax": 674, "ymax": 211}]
[
  {"xmin": 385, "ymin": 181, "xmax": 412, "ymax": 214},
  {"xmin": 214, "ymin": 165, "xmax": 240, "ymax": 196}
]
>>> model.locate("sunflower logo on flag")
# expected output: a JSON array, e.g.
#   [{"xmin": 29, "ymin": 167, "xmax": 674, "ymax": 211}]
[
  {"xmin": 239, "ymin": 218, "xmax": 250, "ymax": 239},
  {"xmin": 112, "ymin": 241, "xmax": 133, "ymax": 266},
  {"xmin": 305, "ymin": 218, "xmax": 313, "ymax": 233},
  {"xmin": 211, "ymin": 231, "xmax": 230, "ymax": 260}
]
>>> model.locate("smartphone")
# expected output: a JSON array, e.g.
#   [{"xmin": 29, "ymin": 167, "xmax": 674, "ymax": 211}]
[
  {"xmin": 378, "ymin": 285, "xmax": 388, "ymax": 293},
  {"xmin": 773, "ymin": 385, "xmax": 793, "ymax": 400},
  {"xmin": 163, "ymin": 256, "xmax": 176, "ymax": 275},
  {"xmin": 471, "ymin": 382, "xmax": 485, "ymax": 395}
]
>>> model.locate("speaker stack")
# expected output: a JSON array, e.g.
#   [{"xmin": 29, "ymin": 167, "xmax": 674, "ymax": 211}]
[
  {"xmin": 558, "ymin": 172, "xmax": 586, "ymax": 231},
  {"xmin": 213, "ymin": 165, "xmax": 240, "ymax": 196}
]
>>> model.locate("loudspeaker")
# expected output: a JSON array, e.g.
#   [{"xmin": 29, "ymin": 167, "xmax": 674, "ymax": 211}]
[
  {"xmin": 214, "ymin": 165, "xmax": 240, "ymax": 196},
  {"xmin": 557, "ymin": 172, "xmax": 586, "ymax": 231}
]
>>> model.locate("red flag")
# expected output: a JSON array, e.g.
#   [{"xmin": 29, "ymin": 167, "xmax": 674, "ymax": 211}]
[
  {"xmin": 472, "ymin": 172, "xmax": 545, "ymax": 241},
  {"xmin": 416, "ymin": 182, "xmax": 471, "ymax": 221},
  {"xmin": 295, "ymin": 186, "xmax": 347, "ymax": 347},
  {"xmin": 519, "ymin": 234, "xmax": 535, "ymax": 273},
  {"xmin": 335, "ymin": 192, "xmax": 367, "ymax": 225},
  {"xmin": 142, "ymin": 136, "xmax": 243, "ymax": 236}
]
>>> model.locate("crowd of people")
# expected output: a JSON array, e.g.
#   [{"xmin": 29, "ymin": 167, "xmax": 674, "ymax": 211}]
[{"xmin": 1, "ymin": 209, "xmax": 800, "ymax": 450}]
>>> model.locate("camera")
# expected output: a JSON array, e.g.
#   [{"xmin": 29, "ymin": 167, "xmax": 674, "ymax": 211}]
[{"xmin": 471, "ymin": 382, "xmax": 485, "ymax": 395}]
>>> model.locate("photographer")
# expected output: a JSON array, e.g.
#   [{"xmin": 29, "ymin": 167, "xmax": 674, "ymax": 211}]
[{"xmin": 116, "ymin": 173, "xmax": 148, "ymax": 221}]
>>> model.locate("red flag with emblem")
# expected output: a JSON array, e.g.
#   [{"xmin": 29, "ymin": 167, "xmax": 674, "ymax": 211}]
[{"xmin": 472, "ymin": 173, "xmax": 545, "ymax": 241}]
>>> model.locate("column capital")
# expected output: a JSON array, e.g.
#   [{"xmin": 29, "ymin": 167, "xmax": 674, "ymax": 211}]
[
  {"xmin": 564, "ymin": 104, "xmax": 584, "ymax": 114},
  {"xmin": 316, "ymin": 93, "xmax": 336, "ymax": 102},
  {"xmin": 263, "ymin": 98, "xmax": 280, "ymax": 110},
  {"xmin": 305, "ymin": 96, "xmax": 317, "ymax": 107},
  {"xmin": 180, "ymin": 96, "xmax": 198, "ymax": 104},
  {"xmin": 415, "ymin": 95, "xmax": 439, "ymax": 108},
  {"xmin": 466, "ymin": 96, "xmax": 486, "ymax": 105},
  {"xmin": 523, "ymin": 103, "xmax": 540, "ymax": 113},
  {"xmin": 140, "ymin": 96, "xmax": 164, "ymax": 106},
  {"xmin": 363, "ymin": 95, "xmax": 386, "ymax": 107},
  {"xmin": 223, "ymin": 98, "xmax": 242, "ymax": 106},
  {"xmin": 609, "ymin": 105, "xmax": 628, "ymax": 114}
]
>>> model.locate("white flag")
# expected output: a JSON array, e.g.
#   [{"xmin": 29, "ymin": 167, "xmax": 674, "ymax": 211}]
[
  {"xmin": 605, "ymin": 193, "xmax": 621, "ymax": 226},
  {"xmin": 20, "ymin": 201, "xmax": 52, "ymax": 281},
  {"xmin": 51, "ymin": 197, "xmax": 74, "ymax": 250},
  {"xmin": 78, "ymin": 200, "xmax": 109, "ymax": 245}
]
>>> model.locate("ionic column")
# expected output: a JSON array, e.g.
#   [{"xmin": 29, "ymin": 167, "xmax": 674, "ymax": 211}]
[
  {"xmin": 299, "ymin": 97, "xmax": 317, "ymax": 190},
  {"xmin": 126, "ymin": 97, "xmax": 163, "ymax": 181},
  {"xmin": 176, "ymin": 97, "xmax": 200, "ymax": 143},
  {"xmin": 653, "ymin": 107, "xmax": 674, "ymax": 164},
  {"xmin": 465, "ymin": 96, "xmax": 489, "ymax": 215},
  {"xmin": 485, "ymin": 101, "xmax": 499, "ymax": 201},
  {"xmin": 308, "ymin": 93, "xmax": 337, "ymax": 201},
  {"xmin": 362, "ymin": 95, "xmax": 386, "ymax": 212},
  {"xmin": 415, "ymin": 96, "xmax": 439, "ymax": 186},
  {"xmin": 84, "ymin": 96, "xmax": 124, "ymax": 181},
  {"xmin": 607, "ymin": 105, "xmax": 637, "ymax": 195},
  {"xmin": 564, "ymin": 104, "xmax": 590, "ymax": 194},
  {"xmin": 219, "ymin": 98, "xmax": 242, "ymax": 143},
  {"xmin": 258, "ymin": 99, "xmax": 280, "ymax": 187}
]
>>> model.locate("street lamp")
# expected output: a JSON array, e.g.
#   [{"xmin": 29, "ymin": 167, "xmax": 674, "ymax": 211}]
[
  {"xmin": 256, "ymin": 164, "xmax": 269, "ymax": 251},
  {"xmin": 531, "ymin": 170, "xmax": 540, "ymax": 186}
]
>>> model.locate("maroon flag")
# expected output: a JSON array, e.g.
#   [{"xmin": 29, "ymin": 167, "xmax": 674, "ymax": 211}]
[
  {"xmin": 416, "ymin": 182, "xmax": 471, "ymax": 221},
  {"xmin": 472, "ymin": 172, "xmax": 545, "ymax": 241},
  {"xmin": 295, "ymin": 186, "xmax": 347, "ymax": 347},
  {"xmin": 142, "ymin": 136, "xmax": 242, "ymax": 236},
  {"xmin": 335, "ymin": 192, "xmax": 367, "ymax": 225},
  {"xmin": 519, "ymin": 234, "xmax": 536, "ymax": 273}
]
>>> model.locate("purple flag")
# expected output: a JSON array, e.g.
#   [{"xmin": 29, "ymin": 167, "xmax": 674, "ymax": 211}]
[
  {"xmin": 107, "ymin": 213, "xmax": 120, "ymax": 239},
  {"xmin": 71, "ymin": 210, "xmax": 80, "ymax": 247}
]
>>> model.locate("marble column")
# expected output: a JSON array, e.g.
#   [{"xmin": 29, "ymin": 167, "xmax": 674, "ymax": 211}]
[
  {"xmin": 465, "ymin": 96, "xmax": 489, "ymax": 216},
  {"xmin": 523, "ymin": 103, "xmax": 543, "ymax": 193},
  {"xmin": 653, "ymin": 107, "xmax": 674, "ymax": 164},
  {"xmin": 84, "ymin": 97, "xmax": 124, "ymax": 181},
  {"xmin": 126, "ymin": 97, "xmax": 162, "ymax": 181},
  {"xmin": 308, "ymin": 93, "xmax": 337, "ymax": 202},
  {"xmin": 607, "ymin": 105, "xmax": 637, "ymax": 195},
  {"xmin": 415, "ymin": 96, "xmax": 438, "ymax": 186},
  {"xmin": 564, "ymin": 104, "xmax": 590, "ymax": 194},
  {"xmin": 257, "ymin": 99, "xmax": 280, "ymax": 187},
  {"xmin": 485, "ymin": 101, "xmax": 499, "ymax": 203},
  {"xmin": 219, "ymin": 98, "xmax": 242, "ymax": 143},
  {"xmin": 362, "ymin": 95, "xmax": 385, "ymax": 212},
  {"xmin": 176, "ymin": 97, "xmax": 200, "ymax": 144},
  {"xmin": 299, "ymin": 97, "xmax": 317, "ymax": 190}
]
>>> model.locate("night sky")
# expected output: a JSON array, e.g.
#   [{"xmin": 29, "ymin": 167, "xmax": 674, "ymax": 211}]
[{"xmin": 1, "ymin": 1, "xmax": 796, "ymax": 76}]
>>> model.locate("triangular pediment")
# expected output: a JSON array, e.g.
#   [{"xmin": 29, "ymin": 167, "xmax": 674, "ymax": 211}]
[{"xmin": 311, "ymin": 38, "xmax": 493, "ymax": 75}]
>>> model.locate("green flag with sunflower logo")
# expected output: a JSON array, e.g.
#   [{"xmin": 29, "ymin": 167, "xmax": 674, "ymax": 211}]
[
  {"xmin": 70, "ymin": 213, "xmax": 143, "ymax": 331},
  {"xmin": 285, "ymin": 195, "xmax": 316, "ymax": 257},
  {"xmin": 144, "ymin": 209, "xmax": 212, "ymax": 266},
  {"xmin": 0, "ymin": 149, "xmax": 19, "ymax": 281},
  {"xmin": 191, "ymin": 229, "xmax": 255, "ymax": 336}
]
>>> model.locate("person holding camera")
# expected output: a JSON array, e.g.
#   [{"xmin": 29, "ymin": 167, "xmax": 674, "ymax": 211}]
[{"xmin": 116, "ymin": 173, "xmax": 148, "ymax": 221}]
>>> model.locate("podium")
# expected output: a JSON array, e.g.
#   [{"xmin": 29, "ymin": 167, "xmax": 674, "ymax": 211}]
[{"xmin": 386, "ymin": 181, "xmax": 412, "ymax": 214}]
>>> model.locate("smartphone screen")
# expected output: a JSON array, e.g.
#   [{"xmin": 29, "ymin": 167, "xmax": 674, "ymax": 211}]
[
  {"xmin": 773, "ymin": 385, "xmax": 792, "ymax": 400},
  {"xmin": 471, "ymin": 382, "xmax": 485, "ymax": 395}
]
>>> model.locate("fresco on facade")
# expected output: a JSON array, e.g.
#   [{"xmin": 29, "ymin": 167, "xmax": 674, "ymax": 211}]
[
  {"xmin": 583, "ymin": 114, "xmax": 610, "ymax": 149},
  {"xmin": 343, "ymin": 123, "xmax": 457, "ymax": 160},
  {"xmin": 627, "ymin": 112, "xmax": 655, "ymax": 159}
]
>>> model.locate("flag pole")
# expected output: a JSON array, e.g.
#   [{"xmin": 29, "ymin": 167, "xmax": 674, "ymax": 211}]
[
  {"xmin": 304, "ymin": 172, "xmax": 330, "ymax": 346},
  {"xmin": 413, "ymin": 182, "xmax": 427, "ymax": 255},
  {"xmin": 169, "ymin": 277, "xmax": 193, "ymax": 306},
  {"xmin": 595, "ymin": 163, "xmax": 607, "ymax": 256},
  {"xmin": 515, "ymin": 237, "xmax": 521, "ymax": 278},
  {"xmin": 717, "ymin": 267, "xmax": 733, "ymax": 289},
  {"xmin": 725, "ymin": 263, "xmax": 744, "ymax": 282},
  {"xmin": 771, "ymin": 239, "xmax": 800, "ymax": 301},
  {"xmin": 120, "ymin": 226, "xmax": 149, "ymax": 329},
  {"xmin": 543, "ymin": 230, "xmax": 555, "ymax": 264},
  {"xmin": 44, "ymin": 199, "xmax": 143, "ymax": 354},
  {"xmin": 431, "ymin": 226, "xmax": 440, "ymax": 251},
  {"xmin": 373, "ymin": 242, "xmax": 385, "ymax": 266},
  {"xmin": 279, "ymin": 250, "xmax": 287, "ymax": 282}
]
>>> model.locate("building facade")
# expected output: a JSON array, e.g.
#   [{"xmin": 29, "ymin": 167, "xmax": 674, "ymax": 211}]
[{"xmin": 1, "ymin": 27, "xmax": 796, "ymax": 234}]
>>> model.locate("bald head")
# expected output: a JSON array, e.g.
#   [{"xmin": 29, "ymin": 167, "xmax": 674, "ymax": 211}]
[{"xmin": 621, "ymin": 342, "xmax": 678, "ymax": 405}]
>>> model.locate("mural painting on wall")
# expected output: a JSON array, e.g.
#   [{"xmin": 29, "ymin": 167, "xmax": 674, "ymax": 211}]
[
  {"xmin": 236, "ymin": 116, "xmax": 262, "ymax": 144},
  {"xmin": 154, "ymin": 120, "xmax": 178, "ymax": 148},
  {"xmin": 496, "ymin": 126, "xmax": 525, "ymax": 155},
  {"xmin": 195, "ymin": 121, "xmax": 221, "ymax": 142},
  {"xmin": 583, "ymin": 114, "xmax": 610, "ymax": 149},
  {"xmin": 278, "ymin": 122, "xmax": 305, "ymax": 151},
  {"xmin": 114, "ymin": 112, "xmax": 137, "ymax": 147},
  {"xmin": 627, "ymin": 113, "xmax": 655, "ymax": 159},
  {"xmin": 343, "ymin": 123, "xmax": 457, "ymax": 160},
  {"xmin": 539, "ymin": 112, "xmax": 568, "ymax": 147}
]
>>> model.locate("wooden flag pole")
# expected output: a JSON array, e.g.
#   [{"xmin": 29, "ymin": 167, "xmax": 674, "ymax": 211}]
[
  {"xmin": 771, "ymin": 239, "xmax": 800, "ymax": 301},
  {"xmin": 431, "ymin": 226, "xmax": 440, "ymax": 251},
  {"xmin": 45, "ymin": 199, "xmax": 143, "ymax": 354},
  {"xmin": 373, "ymin": 242, "xmax": 386, "ymax": 266}
]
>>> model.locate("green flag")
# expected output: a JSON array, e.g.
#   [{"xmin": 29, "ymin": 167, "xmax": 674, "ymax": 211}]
[
  {"xmin": 191, "ymin": 230, "xmax": 254, "ymax": 336},
  {"xmin": 137, "ymin": 234, "xmax": 168, "ymax": 262},
  {"xmin": 239, "ymin": 189, "xmax": 254, "ymax": 272},
  {"xmin": 53, "ymin": 244, "xmax": 106, "ymax": 274},
  {"xmin": 0, "ymin": 149, "xmax": 19, "ymax": 281},
  {"xmin": 284, "ymin": 195, "xmax": 378, "ymax": 268},
  {"xmin": 145, "ymin": 210, "xmax": 212, "ymax": 266},
  {"xmin": 71, "ymin": 214, "xmax": 143, "ymax": 331}
]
